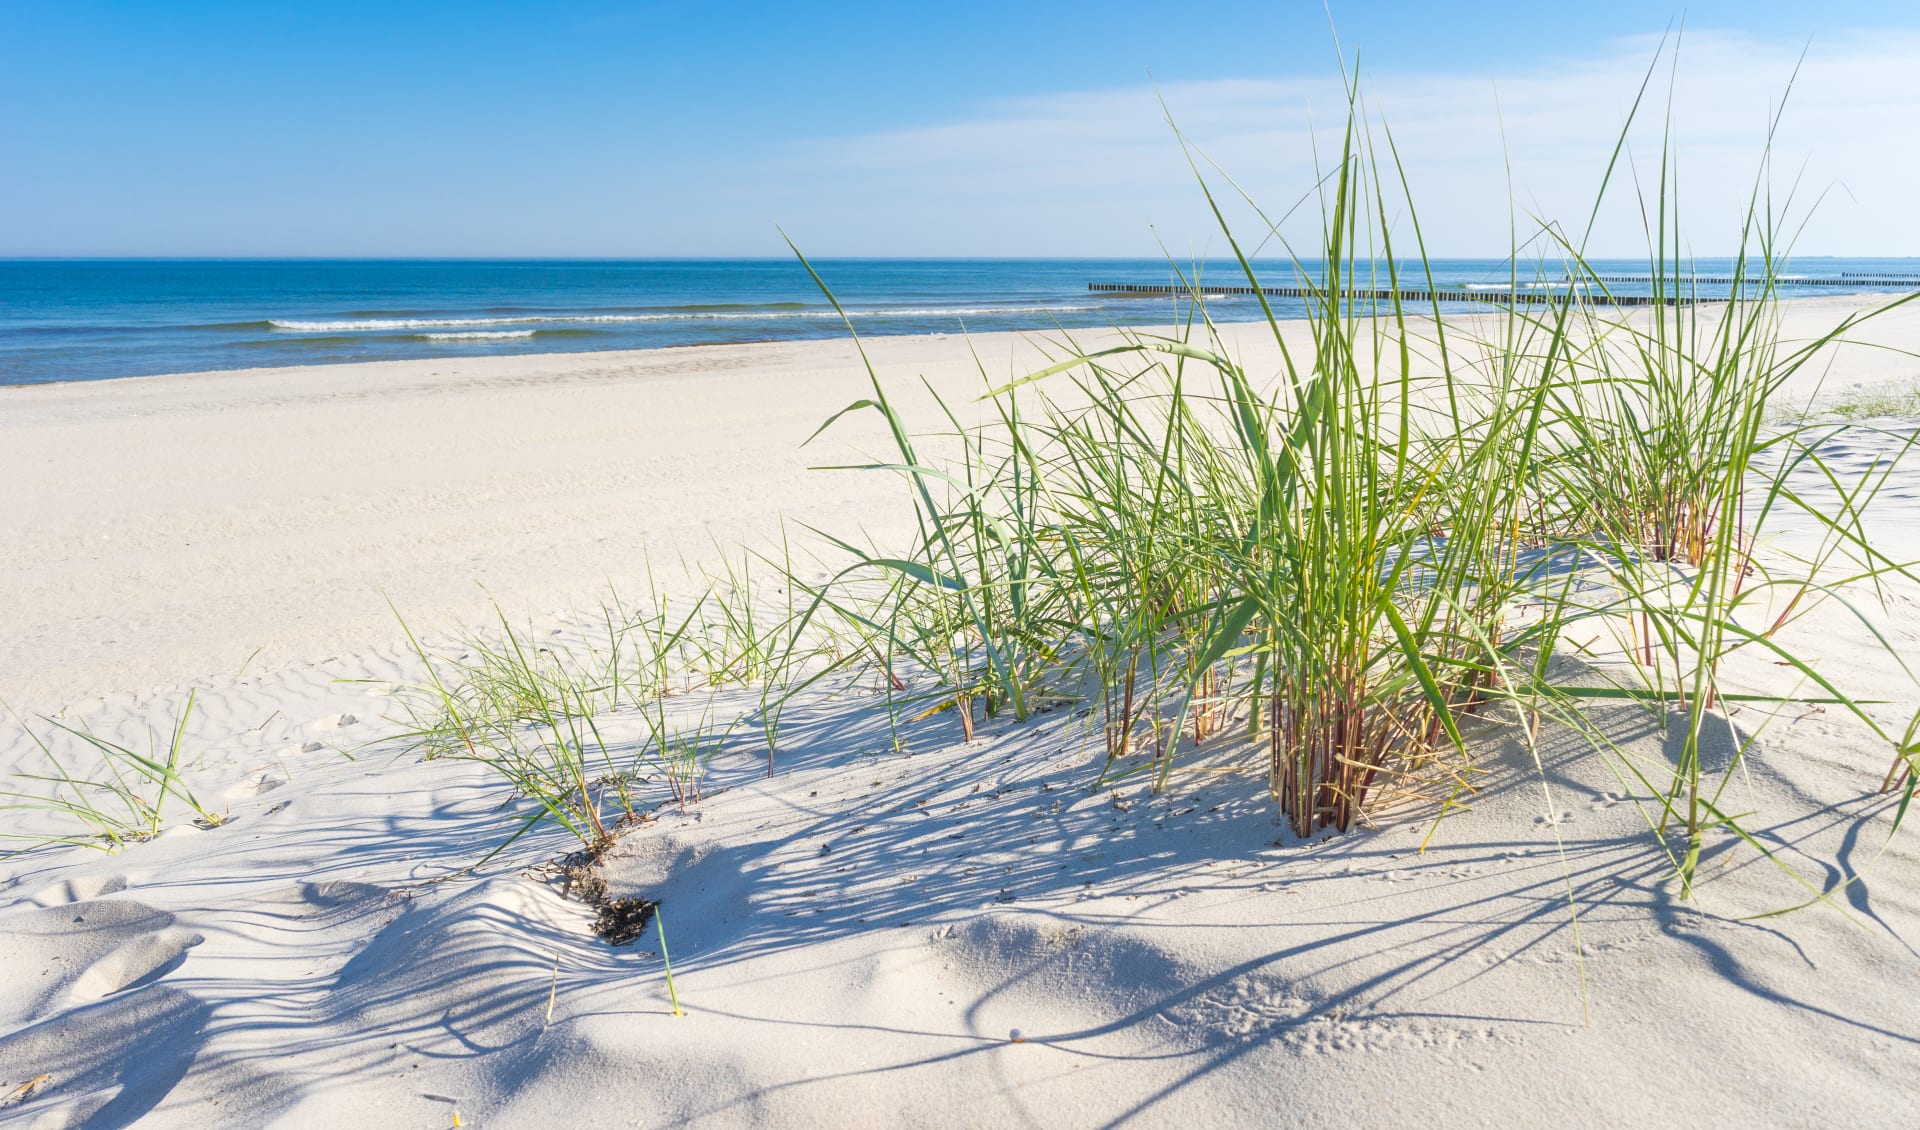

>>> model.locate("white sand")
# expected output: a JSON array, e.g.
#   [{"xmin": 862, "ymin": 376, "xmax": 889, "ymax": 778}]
[{"xmin": 2, "ymin": 301, "xmax": 1918, "ymax": 1127}]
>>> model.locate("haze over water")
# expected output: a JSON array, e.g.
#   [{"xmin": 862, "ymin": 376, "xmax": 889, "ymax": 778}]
[{"xmin": 5, "ymin": 256, "xmax": 1920, "ymax": 386}]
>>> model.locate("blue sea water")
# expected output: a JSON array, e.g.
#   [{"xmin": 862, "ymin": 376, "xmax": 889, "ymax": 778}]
[{"xmin": 4, "ymin": 257, "xmax": 1920, "ymax": 387}]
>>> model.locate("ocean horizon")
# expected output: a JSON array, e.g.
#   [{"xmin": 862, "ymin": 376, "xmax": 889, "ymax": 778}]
[{"xmin": 5, "ymin": 256, "xmax": 1920, "ymax": 387}]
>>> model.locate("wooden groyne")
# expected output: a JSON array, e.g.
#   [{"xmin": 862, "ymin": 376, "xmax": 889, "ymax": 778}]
[
  {"xmin": 1087, "ymin": 282, "xmax": 1682, "ymax": 308},
  {"xmin": 1584, "ymin": 273, "xmax": 1920, "ymax": 288}
]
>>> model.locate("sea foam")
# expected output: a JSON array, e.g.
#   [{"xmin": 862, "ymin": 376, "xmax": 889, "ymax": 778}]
[{"xmin": 419, "ymin": 330, "xmax": 539, "ymax": 341}]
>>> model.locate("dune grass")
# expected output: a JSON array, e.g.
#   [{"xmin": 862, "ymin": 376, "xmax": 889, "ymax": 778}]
[
  {"xmin": 1776, "ymin": 380, "xmax": 1920, "ymax": 424},
  {"xmin": 7, "ymin": 49, "xmax": 1913, "ymax": 924},
  {"xmin": 351, "ymin": 54, "xmax": 1920, "ymax": 913},
  {"xmin": 779, "ymin": 56, "xmax": 1920, "ymax": 898},
  {"xmin": 1, "ymin": 692, "xmax": 226, "ymax": 853},
  {"xmin": 383, "ymin": 555, "xmax": 853, "ymax": 857}
]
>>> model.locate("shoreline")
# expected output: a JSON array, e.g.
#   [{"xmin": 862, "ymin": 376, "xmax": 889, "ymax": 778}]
[{"xmin": 4, "ymin": 287, "xmax": 1915, "ymax": 395}]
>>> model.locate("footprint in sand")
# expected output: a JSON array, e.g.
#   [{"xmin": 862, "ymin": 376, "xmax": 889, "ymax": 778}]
[
  {"xmin": 28, "ymin": 875, "xmax": 128, "ymax": 909},
  {"xmin": 67, "ymin": 927, "xmax": 204, "ymax": 1003},
  {"xmin": 294, "ymin": 879, "xmax": 386, "ymax": 914},
  {"xmin": 1533, "ymin": 810, "xmax": 1573, "ymax": 827},
  {"xmin": 0, "ymin": 898, "xmax": 197, "ymax": 1024},
  {"xmin": 223, "ymin": 773, "xmax": 287, "ymax": 800},
  {"xmin": 245, "ymin": 879, "xmax": 388, "ymax": 927}
]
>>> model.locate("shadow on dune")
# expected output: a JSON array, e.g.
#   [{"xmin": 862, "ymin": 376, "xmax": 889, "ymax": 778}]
[
  {"xmin": 0, "ymin": 985, "xmax": 211, "ymax": 1129},
  {"xmin": 537, "ymin": 678, "xmax": 1919, "ymax": 1126},
  {"xmin": 5, "ymin": 656, "xmax": 1911, "ymax": 1126}
]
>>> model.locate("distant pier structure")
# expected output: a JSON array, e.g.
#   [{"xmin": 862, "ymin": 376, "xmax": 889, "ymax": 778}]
[
  {"xmin": 1583, "ymin": 273, "xmax": 1920, "ymax": 287},
  {"xmin": 1086, "ymin": 282, "xmax": 1682, "ymax": 308}
]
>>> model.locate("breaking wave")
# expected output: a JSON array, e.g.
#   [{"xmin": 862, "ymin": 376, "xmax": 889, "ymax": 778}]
[{"xmin": 417, "ymin": 330, "xmax": 539, "ymax": 341}]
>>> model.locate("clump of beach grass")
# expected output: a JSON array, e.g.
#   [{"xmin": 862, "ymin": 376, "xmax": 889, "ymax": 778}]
[
  {"xmin": 1517, "ymin": 60, "xmax": 1920, "ymax": 891},
  {"xmin": 1, "ymin": 692, "xmax": 227, "ymax": 853},
  {"xmin": 391, "ymin": 604, "xmax": 645, "ymax": 856},
  {"xmin": 781, "ymin": 50, "xmax": 1920, "ymax": 898},
  {"xmin": 386, "ymin": 551, "xmax": 855, "ymax": 857},
  {"xmin": 1774, "ymin": 379, "xmax": 1920, "ymax": 424}
]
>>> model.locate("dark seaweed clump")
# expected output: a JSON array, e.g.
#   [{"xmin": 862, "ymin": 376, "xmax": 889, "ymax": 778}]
[
  {"xmin": 551, "ymin": 842, "xmax": 657, "ymax": 946},
  {"xmin": 594, "ymin": 898, "xmax": 660, "ymax": 946},
  {"xmin": 555, "ymin": 843, "xmax": 611, "ymax": 903}
]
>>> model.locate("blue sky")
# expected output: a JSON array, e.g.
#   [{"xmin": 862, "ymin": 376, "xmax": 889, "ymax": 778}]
[{"xmin": 5, "ymin": 1, "xmax": 1920, "ymax": 257}]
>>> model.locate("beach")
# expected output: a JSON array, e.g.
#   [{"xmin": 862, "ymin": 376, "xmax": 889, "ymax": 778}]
[
  {"xmin": 8, "ymin": 295, "xmax": 1920, "ymax": 713},
  {"xmin": 12, "ymin": 0, "xmax": 1920, "ymax": 1122},
  {"xmin": 3, "ymin": 299, "xmax": 1920, "ymax": 1126}
]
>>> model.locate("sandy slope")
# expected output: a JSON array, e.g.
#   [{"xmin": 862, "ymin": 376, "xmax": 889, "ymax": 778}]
[{"xmin": 1, "ymin": 302, "xmax": 1919, "ymax": 1127}]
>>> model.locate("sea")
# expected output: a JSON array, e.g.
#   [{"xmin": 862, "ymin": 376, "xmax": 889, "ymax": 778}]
[{"xmin": 5, "ymin": 257, "xmax": 1920, "ymax": 387}]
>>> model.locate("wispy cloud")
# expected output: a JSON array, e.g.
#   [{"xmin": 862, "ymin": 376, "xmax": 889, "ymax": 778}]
[
  {"xmin": 15, "ymin": 26, "xmax": 1905, "ymax": 257},
  {"xmin": 757, "ymin": 31, "xmax": 1920, "ymax": 258}
]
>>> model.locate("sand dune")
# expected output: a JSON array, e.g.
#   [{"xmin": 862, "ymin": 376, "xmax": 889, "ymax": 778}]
[
  {"xmin": 2, "ymin": 305, "xmax": 1919, "ymax": 1126},
  {"xmin": 2, "ymin": 640, "xmax": 1916, "ymax": 1126}
]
